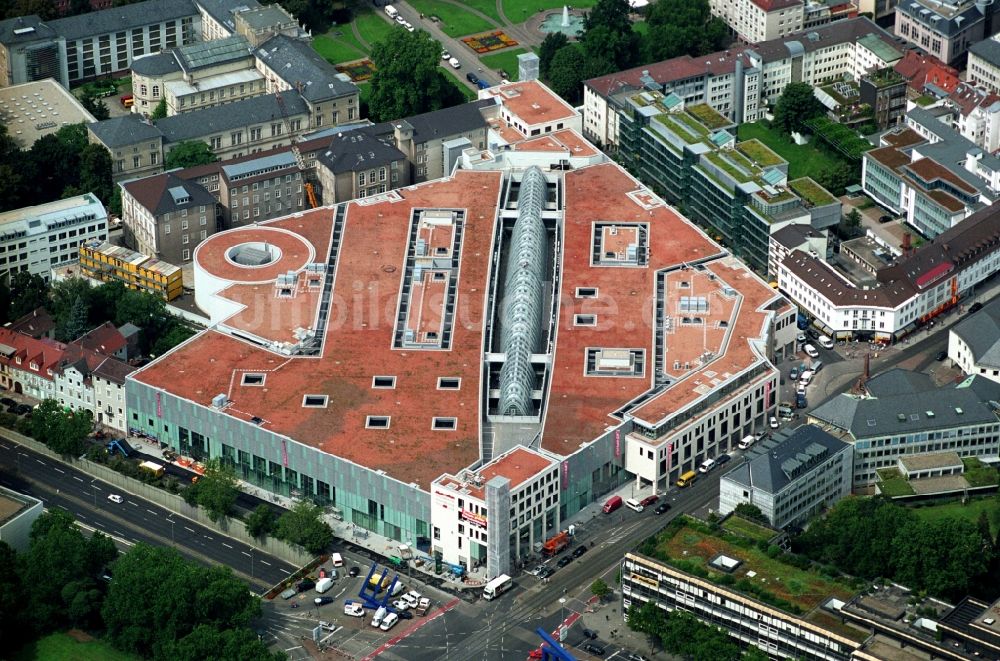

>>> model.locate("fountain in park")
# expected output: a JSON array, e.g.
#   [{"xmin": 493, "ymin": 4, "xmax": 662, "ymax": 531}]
[{"xmin": 540, "ymin": 5, "xmax": 584, "ymax": 37}]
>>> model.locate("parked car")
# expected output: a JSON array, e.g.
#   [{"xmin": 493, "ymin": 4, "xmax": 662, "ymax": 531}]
[
  {"xmin": 448, "ymin": 57, "xmax": 461, "ymax": 69},
  {"xmin": 441, "ymin": 50, "xmax": 450, "ymax": 59},
  {"xmin": 394, "ymin": 15, "xmax": 405, "ymax": 23},
  {"xmin": 280, "ymin": 587, "xmax": 297, "ymax": 600},
  {"xmin": 803, "ymin": 343, "xmax": 819, "ymax": 358},
  {"xmin": 698, "ymin": 457, "xmax": 716, "ymax": 473},
  {"xmin": 639, "ymin": 494, "xmax": 659, "ymax": 507},
  {"xmin": 344, "ymin": 601, "xmax": 365, "ymax": 617},
  {"xmin": 14, "ymin": 404, "xmax": 32, "ymax": 415},
  {"xmin": 476, "ymin": 79, "xmax": 490, "ymax": 89},
  {"xmin": 0, "ymin": 397, "xmax": 16, "ymax": 407},
  {"xmin": 817, "ymin": 335, "xmax": 835, "ymax": 350},
  {"xmin": 583, "ymin": 643, "xmax": 605, "ymax": 656},
  {"xmin": 314, "ymin": 596, "xmax": 334, "ymax": 606},
  {"xmin": 795, "ymin": 333, "xmax": 806, "ymax": 344},
  {"xmin": 403, "ymin": 591, "xmax": 421, "ymax": 608},
  {"xmin": 936, "ymin": 350, "xmax": 948, "ymax": 361},
  {"xmin": 969, "ymin": 302, "xmax": 984, "ymax": 314},
  {"xmin": 398, "ymin": 609, "xmax": 414, "ymax": 619},
  {"xmin": 349, "ymin": 566, "xmax": 361, "ymax": 577},
  {"xmin": 296, "ymin": 579, "xmax": 316, "ymax": 593},
  {"xmin": 537, "ymin": 566, "xmax": 555, "ymax": 579},
  {"xmin": 654, "ymin": 502, "xmax": 671, "ymax": 515},
  {"xmin": 572, "ymin": 545, "xmax": 588, "ymax": 558},
  {"xmin": 879, "ymin": 214, "xmax": 893, "ymax": 223},
  {"xmin": 582, "ymin": 628, "xmax": 599, "ymax": 639},
  {"xmin": 789, "ymin": 366, "xmax": 799, "ymax": 380},
  {"xmin": 380, "ymin": 612, "xmax": 399, "ymax": 631},
  {"xmin": 392, "ymin": 599, "xmax": 410, "ymax": 611},
  {"xmin": 769, "ymin": 416, "xmax": 779, "ymax": 429},
  {"xmin": 556, "ymin": 556, "xmax": 572, "ymax": 568},
  {"xmin": 807, "ymin": 328, "xmax": 820, "ymax": 340},
  {"xmin": 716, "ymin": 453, "xmax": 731, "ymax": 466},
  {"xmin": 466, "ymin": 72, "xmax": 479, "ymax": 84}
]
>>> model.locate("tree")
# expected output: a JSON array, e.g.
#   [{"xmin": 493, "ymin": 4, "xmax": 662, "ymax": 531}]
[
  {"xmin": 734, "ymin": 503, "xmax": 768, "ymax": 525},
  {"xmin": 581, "ymin": 0, "xmax": 641, "ymax": 71},
  {"xmin": 4, "ymin": 0, "xmax": 58, "ymax": 20},
  {"xmin": 165, "ymin": 140, "xmax": 219, "ymax": 170},
  {"xmin": 275, "ymin": 500, "xmax": 334, "ymax": 554},
  {"xmin": 590, "ymin": 578, "xmax": 611, "ymax": 599},
  {"xmin": 772, "ymin": 82, "xmax": 825, "ymax": 135},
  {"xmin": 538, "ymin": 32, "xmax": 569, "ymax": 80},
  {"xmin": 0, "ymin": 125, "xmax": 26, "ymax": 212},
  {"xmin": 743, "ymin": 646, "xmax": 771, "ymax": 661},
  {"xmin": 891, "ymin": 518, "xmax": 989, "ymax": 600},
  {"xmin": 246, "ymin": 504, "xmax": 279, "ymax": 538},
  {"xmin": 80, "ymin": 89, "xmax": 110, "ymax": 121},
  {"xmin": 151, "ymin": 97, "xmax": 168, "ymax": 120},
  {"xmin": 626, "ymin": 601, "xmax": 668, "ymax": 654},
  {"xmin": 815, "ymin": 162, "xmax": 860, "ymax": 196},
  {"xmin": 0, "ymin": 541, "xmax": 28, "ymax": 650},
  {"xmin": 368, "ymin": 29, "xmax": 464, "ymax": 122},
  {"xmin": 189, "ymin": 459, "xmax": 238, "ymax": 522},
  {"xmin": 8, "ymin": 272, "xmax": 48, "ymax": 320},
  {"xmin": 79, "ymin": 143, "xmax": 114, "ymax": 204},
  {"xmin": 844, "ymin": 208, "xmax": 862, "ymax": 229},
  {"xmin": 171, "ymin": 625, "xmax": 285, "ymax": 661},
  {"xmin": 67, "ymin": 0, "xmax": 94, "ymax": 15},
  {"xmin": 548, "ymin": 45, "xmax": 587, "ymax": 105},
  {"xmin": 57, "ymin": 295, "xmax": 92, "ymax": 341}
]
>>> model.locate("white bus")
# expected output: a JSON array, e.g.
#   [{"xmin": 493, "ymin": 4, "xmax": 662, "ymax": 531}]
[{"xmin": 483, "ymin": 574, "xmax": 512, "ymax": 600}]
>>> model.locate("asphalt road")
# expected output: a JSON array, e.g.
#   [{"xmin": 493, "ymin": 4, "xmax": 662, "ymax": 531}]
[{"xmin": 0, "ymin": 437, "xmax": 298, "ymax": 593}]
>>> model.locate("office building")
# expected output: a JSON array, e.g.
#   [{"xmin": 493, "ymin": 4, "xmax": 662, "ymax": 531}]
[
  {"xmin": 79, "ymin": 239, "xmax": 184, "ymax": 300},
  {"xmin": 584, "ymin": 18, "xmax": 901, "ymax": 149},
  {"xmin": 315, "ymin": 129, "xmax": 409, "ymax": 202},
  {"xmin": 611, "ymin": 88, "xmax": 840, "ymax": 272},
  {"xmin": 808, "ymin": 368, "xmax": 1000, "ymax": 486},
  {"xmin": 120, "ymin": 171, "xmax": 217, "ymax": 263},
  {"xmin": 0, "ymin": 194, "xmax": 108, "ymax": 281},
  {"xmin": 949, "ymin": 297, "xmax": 1000, "ymax": 383},
  {"xmin": 0, "ymin": 79, "xmax": 96, "ymax": 148},
  {"xmin": 718, "ymin": 425, "xmax": 853, "ymax": 529},
  {"xmin": 968, "ymin": 34, "xmax": 1000, "ymax": 94}
]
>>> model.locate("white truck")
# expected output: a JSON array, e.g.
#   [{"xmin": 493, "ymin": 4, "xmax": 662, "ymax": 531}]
[
  {"xmin": 315, "ymin": 577, "xmax": 334, "ymax": 593},
  {"xmin": 384, "ymin": 4, "xmax": 398, "ymax": 18}
]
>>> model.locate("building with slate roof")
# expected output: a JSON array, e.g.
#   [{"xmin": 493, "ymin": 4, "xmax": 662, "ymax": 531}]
[
  {"xmin": 893, "ymin": 0, "xmax": 999, "ymax": 65},
  {"xmin": 234, "ymin": 4, "xmax": 302, "ymax": 47},
  {"xmin": 967, "ymin": 34, "xmax": 1000, "ymax": 94},
  {"xmin": 315, "ymin": 129, "xmax": 408, "ymax": 203},
  {"xmin": 130, "ymin": 35, "xmax": 261, "ymax": 116},
  {"xmin": 120, "ymin": 173, "xmax": 218, "ymax": 263},
  {"xmin": 0, "ymin": 16, "xmax": 68, "ymax": 87},
  {"xmin": 949, "ymin": 297, "xmax": 1000, "ymax": 383},
  {"xmin": 808, "ymin": 369, "xmax": 1000, "ymax": 487},
  {"xmin": 719, "ymin": 425, "xmax": 852, "ymax": 529}
]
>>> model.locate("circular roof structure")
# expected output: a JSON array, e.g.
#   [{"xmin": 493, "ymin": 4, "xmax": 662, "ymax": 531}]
[{"xmin": 194, "ymin": 226, "xmax": 316, "ymax": 284}]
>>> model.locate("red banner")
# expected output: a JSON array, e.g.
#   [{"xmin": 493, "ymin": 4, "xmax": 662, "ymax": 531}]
[
  {"xmin": 561, "ymin": 460, "xmax": 569, "ymax": 489},
  {"xmin": 460, "ymin": 510, "xmax": 488, "ymax": 528}
]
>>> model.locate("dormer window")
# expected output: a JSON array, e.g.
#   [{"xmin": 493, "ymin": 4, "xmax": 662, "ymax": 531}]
[
  {"xmin": 30, "ymin": 362, "xmax": 38, "ymax": 370},
  {"xmin": 15, "ymin": 357, "xmax": 21, "ymax": 364}
]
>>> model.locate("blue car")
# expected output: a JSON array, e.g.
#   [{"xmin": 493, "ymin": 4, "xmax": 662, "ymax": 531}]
[{"xmin": 476, "ymin": 79, "xmax": 491, "ymax": 89}]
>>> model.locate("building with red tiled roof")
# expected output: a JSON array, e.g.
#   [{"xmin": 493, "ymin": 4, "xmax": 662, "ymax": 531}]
[
  {"xmin": 123, "ymin": 80, "xmax": 789, "ymax": 579},
  {"xmin": 894, "ymin": 50, "xmax": 959, "ymax": 96}
]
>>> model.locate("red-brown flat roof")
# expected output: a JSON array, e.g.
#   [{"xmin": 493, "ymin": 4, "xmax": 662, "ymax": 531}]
[
  {"xmin": 435, "ymin": 446, "xmax": 555, "ymax": 500},
  {"xmin": 484, "ymin": 80, "xmax": 577, "ymax": 127},
  {"xmin": 134, "ymin": 170, "xmax": 503, "ymax": 489}
]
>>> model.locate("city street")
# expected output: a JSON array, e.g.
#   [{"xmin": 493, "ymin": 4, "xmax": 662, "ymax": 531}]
[{"xmin": 0, "ymin": 436, "xmax": 298, "ymax": 593}]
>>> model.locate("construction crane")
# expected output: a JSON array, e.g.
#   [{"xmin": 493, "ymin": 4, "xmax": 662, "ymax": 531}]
[{"xmin": 274, "ymin": 90, "xmax": 319, "ymax": 209}]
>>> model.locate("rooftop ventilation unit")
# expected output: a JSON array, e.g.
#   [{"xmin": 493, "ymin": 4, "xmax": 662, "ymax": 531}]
[{"xmin": 211, "ymin": 393, "xmax": 229, "ymax": 408}]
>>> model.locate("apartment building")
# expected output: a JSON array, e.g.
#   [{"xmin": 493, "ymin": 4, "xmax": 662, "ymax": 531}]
[
  {"xmin": 0, "ymin": 195, "xmax": 109, "ymax": 281},
  {"xmin": 894, "ymin": 0, "xmax": 998, "ymax": 66},
  {"xmin": 89, "ymin": 90, "xmax": 313, "ymax": 181},
  {"xmin": 584, "ymin": 18, "xmax": 900, "ymax": 149},
  {"xmin": 315, "ymin": 129, "xmax": 409, "ymax": 203},
  {"xmin": 809, "ymin": 368, "xmax": 1000, "ymax": 486},
  {"xmin": 778, "ymin": 197, "xmax": 1000, "ymax": 341},
  {"xmin": 217, "ymin": 151, "xmax": 309, "ymax": 227},
  {"xmin": 949, "ymin": 297, "xmax": 1000, "ymax": 383},
  {"xmin": 859, "ymin": 67, "xmax": 907, "ymax": 129},
  {"xmin": 893, "ymin": 49, "xmax": 961, "ymax": 97},
  {"xmin": 79, "ymin": 239, "xmax": 184, "ymax": 300},
  {"xmin": 718, "ymin": 425, "xmax": 853, "ymax": 529},
  {"xmin": 234, "ymin": 4, "xmax": 301, "ymax": 47},
  {"xmin": 129, "ymin": 35, "xmax": 263, "ymax": 116},
  {"xmin": 768, "ymin": 223, "xmax": 827, "ymax": 280},
  {"xmin": 944, "ymin": 82, "xmax": 1000, "ymax": 153},
  {"xmin": 120, "ymin": 172, "xmax": 217, "ymax": 263},
  {"xmin": 612, "ymin": 89, "xmax": 839, "ymax": 272}
]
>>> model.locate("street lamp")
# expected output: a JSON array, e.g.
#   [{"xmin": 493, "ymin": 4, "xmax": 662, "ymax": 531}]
[
  {"xmin": 167, "ymin": 517, "xmax": 175, "ymax": 546},
  {"xmin": 91, "ymin": 480, "xmax": 97, "ymax": 506}
]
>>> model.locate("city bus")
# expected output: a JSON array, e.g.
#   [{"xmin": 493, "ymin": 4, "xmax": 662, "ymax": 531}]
[{"xmin": 483, "ymin": 574, "xmax": 512, "ymax": 600}]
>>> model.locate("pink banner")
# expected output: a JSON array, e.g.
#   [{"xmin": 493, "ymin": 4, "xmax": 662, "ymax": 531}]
[
  {"xmin": 156, "ymin": 391, "xmax": 162, "ymax": 418},
  {"xmin": 561, "ymin": 460, "xmax": 569, "ymax": 489},
  {"xmin": 614, "ymin": 430, "xmax": 621, "ymax": 458},
  {"xmin": 281, "ymin": 439, "xmax": 288, "ymax": 467}
]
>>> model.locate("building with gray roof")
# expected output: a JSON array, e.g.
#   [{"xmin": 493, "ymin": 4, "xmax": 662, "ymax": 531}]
[
  {"xmin": 315, "ymin": 128, "xmax": 409, "ymax": 203},
  {"xmin": 196, "ymin": 0, "xmax": 261, "ymax": 40},
  {"xmin": 893, "ymin": 0, "xmax": 998, "ymax": 65},
  {"xmin": 950, "ymin": 297, "xmax": 1000, "ymax": 384},
  {"xmin": 968, "ymin": 35, "xmax": 1000, "ymax": 94},
  {"xmin": 120, "ymin": 172, "xmax": 218, "ymax": 264},
  {"xmin": 234, "ymin": 4, "xmax": 302, "ymax": 46},
  {"xmin": 808, "ymin": 370, "xmax": 1000, "ymax": 487},
  {"xmin": 718, "ymin": 424, "xmax": 853, "ymax": 529},
  {"xmin": 0, "ymin": 16, "xmax": 69, "ymax": 87}
]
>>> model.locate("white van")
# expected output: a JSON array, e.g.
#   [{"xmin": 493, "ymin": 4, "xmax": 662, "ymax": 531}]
[
  {"xmin": 380, "ymin": 612, "xmax": 399, "ymax": 631},
  {"xmin": 389, "ymin": 581, "xmax": 406, "ymax": 597},
  {"xmin": 331, "ymin": 552, "xmax": 344, "ymax": 567},
  {"xmin": 738, "ymin": 435, "xmax": 755, "ymax": 450},
  {"xmin": 315, "ymin": 577, "xmax": 334, "ymax": 593},
  {"xmin": 625, "ymin": 498, "xmax": 644, "ymax": 512},
  {"xmin": 799, "ymin": 370, "xmax": 814, "ymax": 386},
  {"xmin": 817, "ymin": 335, "xmax": 834, "ymax": 350},
  {"xmin": 371, "ymin": 606, "xmax": 387, "ymax": 628},
  {"xmin": 699, "ymin": 457, "xmax": 717, "ymax": 473},
  {"xmin": 384, "ymin": 4, "xmax": 398, "ymax": 18}
]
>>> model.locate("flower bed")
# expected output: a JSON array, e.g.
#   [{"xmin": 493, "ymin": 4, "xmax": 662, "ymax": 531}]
[{"xmin": 462, "ymin": 30, "xmax": 519, "ymax": 54}]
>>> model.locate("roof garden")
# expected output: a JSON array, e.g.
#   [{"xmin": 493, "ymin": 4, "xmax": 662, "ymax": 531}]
[
  {"xmin": 789, "ymin": 177, "xmax": 836, "ymax": 207},
  {"xmin": 704, "ymin": 149, "xmax": 758, "ymax": 184},
  {"xmin": 638, "ymin": 516, "xmax": 861, "ymax": 616},
  {"xmin": 686, "ymin": 103, "xmax": 731, "ymax": 131},
  {"xmin": 653, "ymin": 112, "xmax": 709, "ymax": 145},
  {"xmin": 737, "ymin": 139, "xmax": 784, "ymax": 168},
  {"xmin": 863, "ymin": 67, "xmax": 905, "ymax": 89}
]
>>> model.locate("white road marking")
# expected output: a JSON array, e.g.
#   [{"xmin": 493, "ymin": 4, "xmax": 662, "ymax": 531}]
[
  {"xmin": 54, "ymin": 468, "xmax": 64, "ymax": 474},
  {"xmin": 185, "ymin": 526, "xmax": 196, "ymax": 533},
  {"xmin": 35, "ymin": 458, "xmax": 45, "ymax": 464},
  {"xmin": 242, "ymin": 551, "xmax": 251, "ymax": 557},
  {"xmin": 260, "ymin": 560, "xmax": 272, "ymax": 566},
  {"xmin": 73, "ymin": 476, "xmax": 83, "ymax": 482},
  {"xmin": 222, "ymin": 542, "xmax": 234, "ymax": 549},
  {"xmin": 146, "ymin": 509, "xmax": 157, "ymax": 515}
]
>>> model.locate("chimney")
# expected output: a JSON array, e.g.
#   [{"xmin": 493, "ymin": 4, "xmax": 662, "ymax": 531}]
[
  {"xmin": 854, "ymin": 352, "xmax": 871, "ymax": 394},
  {"xmin": 902, "ymin": 232, "xmax": 912, "ymax": 255}
]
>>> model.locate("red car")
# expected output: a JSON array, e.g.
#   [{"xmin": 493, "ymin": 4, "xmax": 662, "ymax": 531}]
[{"xmin": 639, "ymin": 495, "xmax": 659, "ymax": 507}]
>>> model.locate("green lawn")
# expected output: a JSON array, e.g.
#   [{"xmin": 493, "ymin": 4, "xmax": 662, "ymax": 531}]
[
  {"xmin": 440, "ymin": 68, "xmax": 478, "ymax": 101},
  {"xmin": 408, "ymin": 0, "xmax": 494, "ymax": 37},
  {"xmin": 502, "ymin": 0, "xmax": 598, "ymax": 23},
  {"xmin": 737, "ymin": 121, "xmax": 849, "ymax": 183},
  {"xmin": 312, "ymin": 32, "xmax": 367, "ymax": 65},
  {"xmin": 355, "ymin": 11, "xmax": 398, "ymax": 47},
  {"xmin": 448, "ymin": 0, "xmax": 504, "ymax": 24},
  {"xmin": 912, "ymin": 496, "xmax": 1000, "ymax": 536},
  {"xmin": 13, "ymin": 632, "xmax": 141, "ymax": 661},
  {"xmin": 721, "ymin": 515, "xmax": 774, "ymax": 543},
  {"xmin": 479, "ymin": 48, "xmax": 528, "ymax": 80},
  {"xmin": 632, "ymin": 19, "xmax": 649, "ymax": 35}
]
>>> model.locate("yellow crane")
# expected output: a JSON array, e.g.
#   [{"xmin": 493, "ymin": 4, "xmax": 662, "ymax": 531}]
[{"xmin": 274, "ymin": 90, "xmax": 319, "ymax": 209}]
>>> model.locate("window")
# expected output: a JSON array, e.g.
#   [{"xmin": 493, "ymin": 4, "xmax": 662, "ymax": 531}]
[
  {"xmin": 438, "ymin": 377, "xmax": 461, "ymax": 390},
  {"xmin": 575, "ymin": 287, "xmax": 598, "ymax": 298},
  {"xmin": 241, "ymin": 373, "xmax": 266, "ymax": 386},
  {"xmin": 432, "ymin": 417, "xmax": 457, "ymax": 430},
  {"xmin": 574, "ymin": 314, "xmax": 597, "ymax": 326},
  {"xmin": 372, "ymin": 376, "xmax": 396, "ymax": 389},
  {"xmin": 302, "ymin": 394, "xmax": 329, "ymax": 408},
  {"xmin": 366, "ymin": 416, "xmax": 390, "ymax": 428},
  {"xmin": 182, "ymin": 249, "xmax": 190, "ymax": 260}
]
